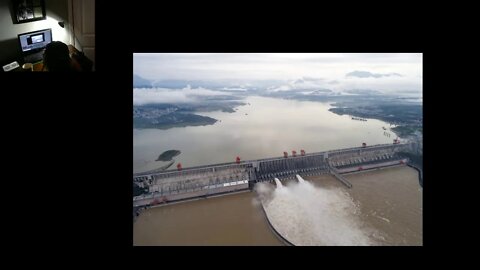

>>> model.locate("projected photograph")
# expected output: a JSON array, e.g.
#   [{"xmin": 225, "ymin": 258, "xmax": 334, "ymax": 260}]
[
  {"xmin": 12, "ymin": 0, "xmax": 46, "ymax": 24},
  {"xmin": 133, "ymin": 53, "xmax": 423, "ymax": 246}
]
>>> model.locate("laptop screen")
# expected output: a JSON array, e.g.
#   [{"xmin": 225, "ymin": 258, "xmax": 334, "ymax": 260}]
[{"xmin": 18, "ymin": 28, "xmax": 52, "ymax": 53}]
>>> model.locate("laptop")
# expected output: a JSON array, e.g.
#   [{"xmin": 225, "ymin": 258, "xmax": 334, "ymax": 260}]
[{"xmin": 18, "ymin": 28, "xmax": 52, "ymax": 64}]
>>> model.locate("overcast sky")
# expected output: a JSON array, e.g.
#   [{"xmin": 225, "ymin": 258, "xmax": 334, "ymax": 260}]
[{"xmin": 133, "ymin": 53, "xmax": 422, "ymax": 93}]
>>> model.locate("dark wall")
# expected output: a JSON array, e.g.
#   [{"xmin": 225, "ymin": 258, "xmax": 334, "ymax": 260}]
[{"xmin": 0, "ymin": 0, "xmax": 69, "ymax": 65}]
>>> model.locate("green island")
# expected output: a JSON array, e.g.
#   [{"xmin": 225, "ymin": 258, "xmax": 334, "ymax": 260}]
[
  {"xmin": 133, "ymin": 102, "xmax": 246, "ymax": 130},
  {"xmin": 156, "ymin": 150, "xmax": 181, "ymax": 161},
  {"xmin": 133, "ymin": 110, "xmax": 217, "ymax": 129}
]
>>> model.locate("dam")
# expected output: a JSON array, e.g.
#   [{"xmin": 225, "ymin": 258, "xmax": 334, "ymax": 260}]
[{"xmin": 133, "ymin": 142, "xmax": 414, "ymax": 208}]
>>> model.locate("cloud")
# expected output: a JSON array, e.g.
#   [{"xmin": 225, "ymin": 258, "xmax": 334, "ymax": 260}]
[
  {"xmin": 266, "ymin": 77, "xmax": 330, "ymax": 92},
  {"xmin": 301, "ymin": 76, "xmax": 325, "ymax": 83},
  {"xmin": 133, "ymin": 74, "xmax": 152, "ymax": 88},
  {"xmin": 134, "ymin": 53, "xmax": 419, "ymax": 81},
  {"xmin": 133, "ymin": 86, "xmax": 229, "ymax": 105},
  {"xmin": 344, "ymin": 89, "xmax": 382, "ymax": 95},
  {"xmin": 221, "ymin": 87, "xmax": 248, "ymax": 91},
  {"xmin": 346, "ymin": 70, "xmax": 403, "ymax": 78},
  {"xmin": 133, "ymin": 53, "xmax": 422, "ymax": 95}
]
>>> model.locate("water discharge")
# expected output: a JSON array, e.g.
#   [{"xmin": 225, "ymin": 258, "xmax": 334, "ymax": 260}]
[
  {"xmin": 257, "ymin": 175, "xmax": 377, "ymax": 246},
  {"xmin": 274, "ymin": 178, "xmax": 284, "ymax": 189},
  {"xmin": 296, "ymin": 174, "xmax": 306, "ymax": 183}
]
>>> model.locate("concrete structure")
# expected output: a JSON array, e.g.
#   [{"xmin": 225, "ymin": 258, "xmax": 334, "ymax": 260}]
[
  {"xmin": 133, "ymin": 143, "xmax": 412, "ymax": 207},
  {"xmin": 328, "ymin": 164, "xmax": 353, "ymax": 188}
]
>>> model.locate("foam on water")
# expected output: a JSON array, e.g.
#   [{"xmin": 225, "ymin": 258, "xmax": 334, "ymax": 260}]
[{"xmin": 256, "ymin": 178, "xmax": 378, "ymax": 246}]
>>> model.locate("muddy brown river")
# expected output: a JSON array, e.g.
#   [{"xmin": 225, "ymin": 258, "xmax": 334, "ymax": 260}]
[{"xmin": 133, "ymin": 166, "xmax": 422, "ymax": 246}]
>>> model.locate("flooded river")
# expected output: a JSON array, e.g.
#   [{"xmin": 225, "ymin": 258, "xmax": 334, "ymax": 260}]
[{"xmin": 134, "ymin": 166, "xmax": 422, "ymax": 245}]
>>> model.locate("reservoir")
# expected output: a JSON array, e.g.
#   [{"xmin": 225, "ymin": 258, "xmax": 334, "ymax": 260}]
[{"xmin": 134, "ymin": 96, "xmax": 396, "ymax": 173}]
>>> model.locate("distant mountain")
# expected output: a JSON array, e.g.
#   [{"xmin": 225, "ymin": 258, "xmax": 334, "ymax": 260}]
[
  {"xmin": 152, "ymin": 80, "xmax": 241, "ymax": 89},
  {"xmin": 344, "ymin": 89, "xmax": 382, "ymax": 95},
  {"xmin": 152, "ymin": 80, "xmax": 191, "ymax": 89},
  {"xmin": 310, "ymin": 89, "xmax": 333, "ymax": 95},
  {"xmin": 134, "ymin": 74, "xmax": 153, "ymax": 88},
  {"xmin": 151, "ymin": 79, "xmax": 286, "ymax": 90}
]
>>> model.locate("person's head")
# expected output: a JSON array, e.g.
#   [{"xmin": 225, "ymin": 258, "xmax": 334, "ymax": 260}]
[{"xmin": 43, "ymin": 41, "xmax": 72, "ymax": 71}]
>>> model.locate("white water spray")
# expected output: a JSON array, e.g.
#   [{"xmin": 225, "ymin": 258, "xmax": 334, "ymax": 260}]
[
  {"xmin": 295, "ymin": 174, "xmax": 306, "ymax": 183},
  {"xmin": 257, "ymin": 175, "xmax": 377, "ymax": 246},
  {"xmin": 274, "ymin": 178, "xmax": 284, "ymax": 189}
]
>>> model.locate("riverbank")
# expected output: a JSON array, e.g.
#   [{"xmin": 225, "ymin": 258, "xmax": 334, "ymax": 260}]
[{"xmin": 328, "ymin": 100, "xmax": 422, "ymax": 138}]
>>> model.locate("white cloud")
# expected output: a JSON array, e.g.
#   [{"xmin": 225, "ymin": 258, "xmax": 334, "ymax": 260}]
[
  {"xmin": 346, "ymin": 70, "xmax": 403, "ymax": 78},
  {"xmin": 133, "ymin": 86, "xmax": 228, "ymax": 105},
  {"xmin": 221, "ymin": 87, "xmax": 248, "ymax": 91},
  {"xmin": 133, "ymin": 53, "xmax": 422, "ymax": 94}
]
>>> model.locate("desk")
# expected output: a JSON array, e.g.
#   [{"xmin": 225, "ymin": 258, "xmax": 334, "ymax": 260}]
[
  {"xmin": 32, "ymin": 61, "xmax": 44, "ymax": 71},
  {"xmin": 4, "ymin": 59, "xmax": 44, "ymax": 72},
  {"xmin": 10, "ymin": 61, "xmax": 44, "ymax": 72}
]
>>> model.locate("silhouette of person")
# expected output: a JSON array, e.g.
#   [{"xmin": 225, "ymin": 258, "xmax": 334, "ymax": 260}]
[{"xmin": 42, "ymin": 41, "xmax": 92, "ymax": 71}]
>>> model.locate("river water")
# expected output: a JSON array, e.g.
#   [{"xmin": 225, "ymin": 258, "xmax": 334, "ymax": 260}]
[
  {"xmin": 133, "ymin": 166, "xmax": 422, "ymax": 246},
  {"xmin": 133, "ymin": 95, "xmax": 421, "ymax": 245},
  {"xmin": 134, "ymin": 96, "xmax": 395, "ymax": 173},
  {"xmin": 133, "ymin": 191, "xmax": 284, "ymax": 245},
  {"xmin": 260, "ymin": 166, "xmax": 422, "ymax": 246}
]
